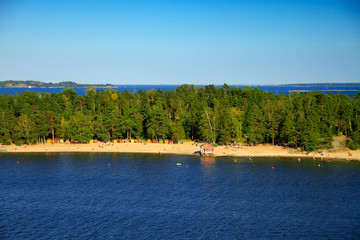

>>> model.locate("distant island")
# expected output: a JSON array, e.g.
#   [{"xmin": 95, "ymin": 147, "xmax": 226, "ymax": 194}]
[
  {"xmin": 279, "ymin": 83, "xmax": 360, "ymax": 87},
  {"xmin": 0, "ymin": 80, "xmax": 117, "ymax": 88}
]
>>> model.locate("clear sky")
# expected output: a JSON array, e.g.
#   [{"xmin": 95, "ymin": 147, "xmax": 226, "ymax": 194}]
[{"xmin": 0, "ymin": 0, "xmax": 359, "ymax": 85}]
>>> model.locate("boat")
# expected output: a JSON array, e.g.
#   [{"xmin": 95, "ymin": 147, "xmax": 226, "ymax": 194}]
[{"xmin": 176, "ymin": 163, "xmax": 181, "ymax": 166}]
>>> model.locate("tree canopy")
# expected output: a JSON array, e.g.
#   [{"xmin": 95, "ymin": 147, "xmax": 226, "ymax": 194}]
[{"xmin": 0, "ymin": 85, "xmax": 359, "ymax": 151}]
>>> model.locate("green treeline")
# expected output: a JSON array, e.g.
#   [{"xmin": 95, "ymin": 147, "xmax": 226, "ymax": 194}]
[{"xmin": 0, "ymin": 84, "xmax": 359, "ymax": 151}]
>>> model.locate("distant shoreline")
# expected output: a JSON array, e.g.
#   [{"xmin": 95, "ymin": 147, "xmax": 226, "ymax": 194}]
[
  {"xmin": 290, "ymin": 89, "xmax": 359, "ymax": 93},
  {"xmin": 0, "ymin": 80, "xmax": 117, "ymax": 88},
  {"xmin": 1, "ymin": 142, "xmax": 359, "ymax": 162},
  {"xmin": 0, "ymin": 86, "xmax": 118, "ymax": 89}
]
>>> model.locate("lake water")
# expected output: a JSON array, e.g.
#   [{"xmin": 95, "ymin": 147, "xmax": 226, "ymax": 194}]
[
  {"xmin": 0, "ymin": 84, "xmax": 359, "ymax": 97},
  {"xmin": 1, "ymin": 153, "xmax": 359, "ymax": 239}
]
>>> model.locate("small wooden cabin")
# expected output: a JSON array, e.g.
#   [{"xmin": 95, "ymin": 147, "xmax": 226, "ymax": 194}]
[
  {"xmin": 119, "ymin": 139, "xmax": 124, "ymax": 143},
  {"xmin": 136, "ymin": 139, "xmax": 140, "ymax": 143},
  {"xmin": 152, "ymin": 139, "xmax": 158, "ymax": 144},
  {"xmin": 169, "ymin": 140, "xmax": 174, "ymax": 144},
  {"xmin": 200, "ymin": 144, "xmax": 215, "ymax": 156}
]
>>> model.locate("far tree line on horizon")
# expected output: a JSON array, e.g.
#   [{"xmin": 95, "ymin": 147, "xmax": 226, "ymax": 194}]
[
  {"xmin": 0, "ymin": 84, "xmax": 359, "ymax": 152},
  {"xmin": 0, "ymin": 80, "xmax": 115, "ymax": 88}
]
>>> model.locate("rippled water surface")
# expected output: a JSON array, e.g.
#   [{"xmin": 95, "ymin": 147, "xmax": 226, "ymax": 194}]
[{"xmin": 1, "ymin": 153, "xmax": 360, "ymax": 239}]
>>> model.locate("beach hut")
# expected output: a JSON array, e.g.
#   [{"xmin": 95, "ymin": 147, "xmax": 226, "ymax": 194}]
[
  {"xmin": 147, "ymin": 139, "xmax": 152, "ymax": 144},
  {"xmin": 165, "ymin": 139, "xmax": 169, "ymax": 144},
  {"xmin": 94, "ymin": 140, "xmax": 98, "ymax": 143},
  {"xmin": 65, "ymin": 139, "xmax": 70, "ymax": 144},
  {"xmin": 159, "ymin": 139, "xmax": 164, "ymax": 144},
  {"xmin": 47, "ymin": 139, "xmax": 52, "ymax": 144},
  {"xmin": 54, "ymin": 139, "xmax": 59, "ymax": 144},
  {"xmin": 119, "ymin": 139, "xmax": 124, "ymax": 143},
  {"xmin": 60, "ymin": 139, "xmax": 64, "ymax": 144},
  {"xmin": 90, "ymin": 139, "xmax": 94, "ymax": 144},
  {"xmin": 136, "ymin": 139, "xmax": 140, "ymax": 143},
  {"xmin": 200, "ymin": 143, "xmax": 215, "ymax": 156},
  {"xmin": 131, "ymin": 139, "xmax": 135, "ymax": 143},
  {"xmin": 169, "ymin": 140, "xmax": 174, "ymax": 144},
  {"xmin": 152, "ymin": 139, "xmax": 158, "ymax": 144},
  {"xmin": 114, "ymin": 140, "xmax": 118, "ymax": 144}
]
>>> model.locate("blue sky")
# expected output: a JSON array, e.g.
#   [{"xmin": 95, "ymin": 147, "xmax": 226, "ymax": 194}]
[{"xmin": 0, "ymin": 0, "xmax": 359, "ymax": 85}]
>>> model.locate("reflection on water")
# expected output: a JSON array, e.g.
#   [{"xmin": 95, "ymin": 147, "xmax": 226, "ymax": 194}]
[
  {"xmin": 200, "ymin": 156, "xmax": 215, "ymax": 166},
  {"xmin": 200, "ymin": 156, "xmax": 216, "ymax": 175}
]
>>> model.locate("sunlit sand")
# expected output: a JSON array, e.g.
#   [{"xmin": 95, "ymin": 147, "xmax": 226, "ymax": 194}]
[{"xmin": 2, "ymin": 142, "xmax": 359, "ymax": 162}]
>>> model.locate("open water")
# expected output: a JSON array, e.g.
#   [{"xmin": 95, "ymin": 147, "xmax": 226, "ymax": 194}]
[
  {"xmin": 0, "ymin": 153, "xmax": 359, "ymax": 239},
  {"xmin": 0, "ymin": 84, "xmax": 359, "ymax": 97}
]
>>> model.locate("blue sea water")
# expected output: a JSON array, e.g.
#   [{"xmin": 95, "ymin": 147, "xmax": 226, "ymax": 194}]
[
  {"xmin": 0, "ymin": 85, "xmax": 359, "ymax": 97},
  {"xmin": 0, "ymin": 153, "xmax": 359, "ymax": 239}
]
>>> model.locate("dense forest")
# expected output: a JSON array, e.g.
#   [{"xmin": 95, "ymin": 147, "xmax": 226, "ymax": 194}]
[{"xmin": 0, "ymin": 84, "xmax": 359, "ymax": 151}]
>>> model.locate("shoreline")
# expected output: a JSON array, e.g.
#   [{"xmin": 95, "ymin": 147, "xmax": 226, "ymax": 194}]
[
  {"xmin": 0, "ymin": 86, "xmax": 117, "ymax": 89},
  {"xmin": 1, "ymin": 142, "xmax": 359, "ymax": 162}
]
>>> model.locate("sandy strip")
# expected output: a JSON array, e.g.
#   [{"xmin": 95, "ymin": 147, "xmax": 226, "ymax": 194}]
[{"xmin": 1, "ymin": 142, "xmax": 359, "ymax": 162}]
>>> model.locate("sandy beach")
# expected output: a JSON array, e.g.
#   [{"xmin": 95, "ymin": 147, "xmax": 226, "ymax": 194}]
[{"xmin": 1, "ymin": 142, "xmax": 359, "ymax": 162}]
